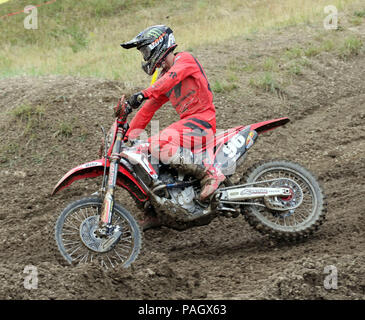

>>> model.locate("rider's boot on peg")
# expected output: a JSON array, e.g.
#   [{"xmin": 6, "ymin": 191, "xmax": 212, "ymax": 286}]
[
  {"xmin": 167, "ymin": 148, "xmax": 226, "ymax": 202},
  {"xmin": 199, "ymin": 165, "xmax": 226, "ymax": 202}
]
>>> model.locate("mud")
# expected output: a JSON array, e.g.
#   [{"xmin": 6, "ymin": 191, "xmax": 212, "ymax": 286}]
[{"xmin": 0, "ymin": 21, "xmax": 364, "ymax": 299}]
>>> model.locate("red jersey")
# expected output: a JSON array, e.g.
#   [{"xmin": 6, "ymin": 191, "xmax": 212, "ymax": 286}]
[{"xmin": 127, "ymin": 52, "xmax": 216, "ymax": 139}]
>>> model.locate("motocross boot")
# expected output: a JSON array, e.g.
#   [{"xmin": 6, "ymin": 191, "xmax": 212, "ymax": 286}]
[
  {"xmin": 199, "ymin": 166, "xmax": 226, "ymax": 201},
  {"xmin": 169, "ymin": 162, "xmax": 207, "ymax": 180},
  {"xmin": 169, "ymin": 162, "xmax": 225, "ymax": 202},
  {"xmin": 168, "ymin": 147, "xmax": 208, "ymax": 180},
  {"xmin": 167, "ymin": 147, "xmax": 225, "ymax": 201}
]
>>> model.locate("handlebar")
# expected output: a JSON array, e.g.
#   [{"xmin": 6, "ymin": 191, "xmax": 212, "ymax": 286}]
[{"xmin": 114, "ymin": 96, "xmax": 143, "ymax": 143}]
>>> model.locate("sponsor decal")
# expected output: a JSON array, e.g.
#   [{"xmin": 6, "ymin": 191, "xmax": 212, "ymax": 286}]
[
  {"xmin": 167, "ymin": 33, "xmax": 175, "ymax": 47},
  {"xmin": 148, "ymin": 32, "xmax": 166, "ymax": 50},
  {"xmin": 240, "ymin": 188, "xmax": 268, "ymax": 195},
  {"xmin": 81, "ymin": 161, "xmax": 102, "ymax": 168},
  {"xmin": 246, "ymin": 131, "xmax": 256, "ymax": 149}
]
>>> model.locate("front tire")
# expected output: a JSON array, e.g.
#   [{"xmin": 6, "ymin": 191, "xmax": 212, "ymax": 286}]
[
  {"xmin": 55, "ymin": 197, "xmax": 142, "ymax": 268},
  {"xmin": 241, "ymin": 160, "xmax": 327, "ymax": 242}
]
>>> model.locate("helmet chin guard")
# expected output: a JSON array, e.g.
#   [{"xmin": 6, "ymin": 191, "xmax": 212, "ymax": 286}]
[{"xmin": 121, "ymin": 25, "xmax": 177, "ymax": 75}]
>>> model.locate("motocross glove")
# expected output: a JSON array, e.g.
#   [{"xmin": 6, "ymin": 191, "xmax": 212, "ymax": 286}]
[{"xmin": 127, "ymin": 92, "xmax": 146, "ymax": 109}]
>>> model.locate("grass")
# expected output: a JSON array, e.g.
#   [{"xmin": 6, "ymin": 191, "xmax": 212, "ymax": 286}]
[
  {"xmin": 304, "ymin": 46, "xmax": 321, "ymax": 57},
  {"xmin": 212, "ymin": 80, "xmax": 238, "ymax": 93},
  {"xmin": 322, "ymin": 39, "xmax": 335, "ymax": 52},
  {"xmin": 10, "ymin": 104, "xmax": 44, "ymax": 120},
  {"xmin": 338, "ymin": 36, "xmax": 363, "ymax": 59},
  {"xmin": 285, "ymin": 47, "xmax": 304, "ymax": 60},
  {"xmin": 0, "ymin": 0, "xmax": 361, "ymax": 85},
  {"xmin": 222, "ymin": 11, "xmax": 364, "ymax": 94},
  {"xmin": 288, "ymin": 63, "xmax": 303, "ymax": 76},
  {"xmin": 0, "ymin": 142, "xmax": 20, "ymax": 164},
  {"xmin": 282, "ymin": 34, "xmax": 363, "ymax": 64},
  {"xmin": 350, "ymin": 16, "xmax": 363, "ymax": 25},
  {"xmin": 249, "ymin": 72, "xmax": 282, "ymax": 94},
  {"xmin": 354, "ymin": 10, "xmax": 365, "ymax": 17},
  {"xmin": 227, "ymin": 60, "xmax": 258, "ymax": 73},
  {"xmin": 9, "ymin": 104, "xmax": 45, "ymax": 135},
  {"xmin": 263, "ymin": 57, "xmax": 279, "ymax": 72},
  {"xmin": 54, "ymin": 121, "xmax": 74, "ymax": 138}
]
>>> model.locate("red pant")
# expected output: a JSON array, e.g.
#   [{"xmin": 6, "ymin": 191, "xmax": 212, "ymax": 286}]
[{"xmin": 148, "ymin": 115, "xmax": 216, "ymax": 165}]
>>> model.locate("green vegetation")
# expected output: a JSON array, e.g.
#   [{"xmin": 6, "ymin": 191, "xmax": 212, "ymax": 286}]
[
  {"xmin": 339, "ymin": 36, "xmax": 363, "ymax": 60},
  {"xmin": 304, "ymin": 46, "xmax": 321, "ymax": 57},
  {"xmin": 227, "ymin": 60, "xmax": 258, "ymax": 73},
  {"xmin": 288, "ymin": 63, "xmax": 303, "ymax": 76},
  {"xmin": 285, "ymin": 47, "xmax": 303, "ymax": 60},
  {"xmin": 55, "ymin": 121, "xmax": 74, "ymax": 138},
  {"xmin": 263, "ymin": 57, "xmax": 279, "ymax": 72},
  {"xmin": 354, "ymin": 10, "xmax": 365, "ymax": 17},
  {"xmin": 212, "ymin": 80, "xmax": 238, "ymax": 93},
  {"xmin": 350, "ymin": 16, "xmax": 363, "ymax": 25},
  {"xmin": 322, "ymin": 40, "xmax": 335, "ymax": 52},
  {"xmin": 0, "ymin": 0, "xmax": 360, "ymax": 84},
  {"xmin": 351, "ymin": 9, "xmax": 365, "ymax": 25},
  {"xmin": 0, "ymin": 142, "xmax": 20, "ymax": 164},
  {"xmin": 10, "ymin": 104, "xmax": 44, "ymax": 120},
  {"xmin": 249, "ymin": 72, "xmax": 282, "ymax": 94},
  {"xmin": 9, "ymin": 104, "xmax": 45, "ymax": 135}
]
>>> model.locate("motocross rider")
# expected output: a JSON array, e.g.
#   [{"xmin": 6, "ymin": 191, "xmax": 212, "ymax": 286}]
[{"xmin": 120, "ymin": 25, "xmax": 225, "ymax": 229}]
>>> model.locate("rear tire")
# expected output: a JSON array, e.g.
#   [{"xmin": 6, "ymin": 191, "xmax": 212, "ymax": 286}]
[{"xmin": 240, "ymin": 160, "xmax": 327, "ymax": 242}]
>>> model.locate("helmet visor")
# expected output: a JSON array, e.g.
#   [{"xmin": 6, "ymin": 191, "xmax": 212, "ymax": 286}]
[{"xmin": 138, "ymin": 45, "xmax": 152, "ymax": 61}]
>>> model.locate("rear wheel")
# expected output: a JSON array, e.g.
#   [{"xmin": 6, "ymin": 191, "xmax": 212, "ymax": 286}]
[
  {"xmin": 240, "ymin": 160, "xmax": 327, "ymax": 242},
  {"xmin": 55, "ymin": 197, "xmax": 142, "ymax": 268}
]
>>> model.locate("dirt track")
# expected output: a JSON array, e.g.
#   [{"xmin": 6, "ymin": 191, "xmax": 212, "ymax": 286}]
[{"xmin": 0, "ymin": 22, "xmax": 364, "ymax": 299}]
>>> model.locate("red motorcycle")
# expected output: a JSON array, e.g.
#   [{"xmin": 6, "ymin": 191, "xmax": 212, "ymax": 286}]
[{"xmin": 52, "ymin": 98, "xmax": 327, "ymax": 268}]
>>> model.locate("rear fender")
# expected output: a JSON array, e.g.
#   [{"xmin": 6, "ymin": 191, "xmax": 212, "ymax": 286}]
[
  {"xmin": 212, "ymin": 117, "xmax": 290, "ymax": 175},
  {"xmin": 51, "ymin": 159, "xmax": 148, "ymax": 202},
  {"xmin": 250, "ymin": 117, "xmax": 290, "ymax": 134}
]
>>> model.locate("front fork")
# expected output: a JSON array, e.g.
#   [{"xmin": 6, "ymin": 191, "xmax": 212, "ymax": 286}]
[{"xmin": 97, "ymin": 127, "xmax": 124, "ymax": 236}]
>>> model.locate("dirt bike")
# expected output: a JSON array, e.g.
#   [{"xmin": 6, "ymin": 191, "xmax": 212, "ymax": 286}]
[{"xmin": 52, "ymin": 98, "xmax": 327, "ymax": 268}]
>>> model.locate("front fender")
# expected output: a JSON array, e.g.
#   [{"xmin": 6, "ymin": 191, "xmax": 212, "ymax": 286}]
[{"xmin": 51, "ymin": 159, "xmax": 148, "ymax": 202}]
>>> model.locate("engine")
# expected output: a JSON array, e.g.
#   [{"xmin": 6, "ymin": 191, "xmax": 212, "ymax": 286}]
[
  {"xmin": 159, "ymin": 170, "xmax": 203, "ymax": 216},
  {"xmin": 169, "ymin": 185, "xmax": 196, "ymax": 213}
]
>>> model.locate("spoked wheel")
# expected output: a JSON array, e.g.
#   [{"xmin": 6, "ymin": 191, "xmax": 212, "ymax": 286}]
[
  {"xmin": 55, "ymin": 197, "xmax": 142, "ymax": 268},
  {"xmin": 241, "ymin": 160, "xmax": 327, "ymax": 241}
]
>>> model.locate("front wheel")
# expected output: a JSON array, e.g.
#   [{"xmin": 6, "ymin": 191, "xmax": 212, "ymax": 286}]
[
  {"xmin": 241, "ymin": 160, "xmax": 327, "ymax": 242},
  {"xmin": 55, "ymin": 197, "xmax": 142, "ymax": 268}
]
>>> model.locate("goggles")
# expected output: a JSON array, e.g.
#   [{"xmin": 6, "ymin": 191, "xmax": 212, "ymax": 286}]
[{"xmin": 138, "ymin": 45, "xmax": 152, "ymax": 61}]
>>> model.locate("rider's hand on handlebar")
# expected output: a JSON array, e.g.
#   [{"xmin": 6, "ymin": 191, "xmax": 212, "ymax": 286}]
[{"xmin": 127, "ymin": 91, "xmax": 146, "ymax": 109}]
